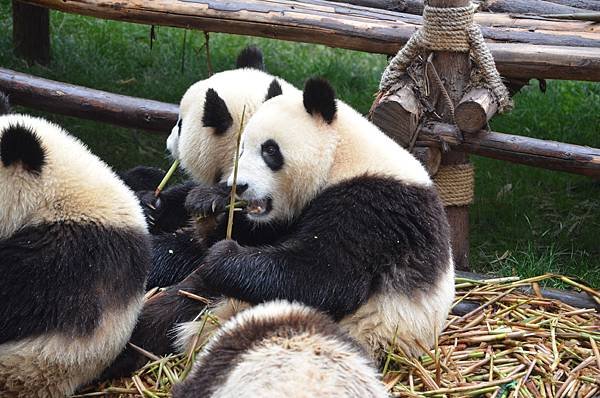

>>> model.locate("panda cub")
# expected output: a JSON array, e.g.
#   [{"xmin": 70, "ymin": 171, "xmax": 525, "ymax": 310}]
[
  {"xmin": 0, "ymin": 114, "xmax": 150, "ymax": 397},
  {"xmin": 172, "ymin": 301, "xmax": 389, "ymax": 398},
  {"xmin": 177, "ymin": 78, "xmax": 455, "ymax": 359},
  {"xmin": 147, "ymin": 46, "xmax": 298, "ymax": 289}
]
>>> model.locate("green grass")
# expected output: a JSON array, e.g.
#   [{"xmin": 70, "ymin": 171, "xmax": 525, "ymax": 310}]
[{"xmin": 1, "ymin": 1, "xmax": 598, "ymax": 287}]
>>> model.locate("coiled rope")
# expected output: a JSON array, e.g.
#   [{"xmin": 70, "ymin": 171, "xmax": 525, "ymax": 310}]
[{"xmin": 379, "ymin": 2, "xmax": 512, "ymax": 113}]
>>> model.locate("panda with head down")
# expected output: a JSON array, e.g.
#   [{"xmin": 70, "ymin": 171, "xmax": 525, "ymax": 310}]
[
  {"xmin": 0, "ymin": 101, "xmax": 150, "ymax": 396},
  {"xmin": 175, "ymin": 77, "xmax": 455, "ymax": 360}
]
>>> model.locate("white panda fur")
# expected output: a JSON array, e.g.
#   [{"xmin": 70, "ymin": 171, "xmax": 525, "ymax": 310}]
[
  {"xmin": 0, "ymin": 114, "xmax": 150, "ymax": 397},
  {"xmin": 175, "ymin": 78, "xmax": 454, "ymax": 360},
  {"xmin": 171, "ymin": 301, "xmax": 389, "ymax": 398}
]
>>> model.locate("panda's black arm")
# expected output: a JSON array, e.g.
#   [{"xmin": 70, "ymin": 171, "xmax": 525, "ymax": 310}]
[
  {"xmin": 199, "ymin": 178, "xmax": 403, "ymax": 320},
  {"xmin": 139, "ymin": 181, "xmax": 198, "ymax": 234},
  {"xmin": 202, "ymin": 237, "xmax": 372, "ymax": 320}
]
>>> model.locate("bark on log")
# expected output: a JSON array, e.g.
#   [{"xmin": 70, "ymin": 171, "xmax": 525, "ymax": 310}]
[
  {"xmin": 331, "ymin": 0, "xmax": 405, "ymax": 11},
  {"xmin": 333, "ymin": 0, "xmax": 425, "ymax": 13},
  {"xmin": 417, "ymin": 123, "xmax": 600, "ymax": 177},
  {"xmin": 0, "ymin": 68, "xmax": 179, "ymax": 132},
  {"xmin": 18, "ymin": 0, "xmax": 600, "ymax": 82},
  {"xmin": 12, "ymin": 1, "xmax": 50, "ymax": 65},
  {"xmin": 545, "ymin": 0, "xmax": 600, "ymax": 11},
  {"xmin": 479, "ymin": 0, "xmax": 583, "ymax": 14},
  {"xmin": 455, "ymin": 88, "xmax": 498, "ymax": 134}
]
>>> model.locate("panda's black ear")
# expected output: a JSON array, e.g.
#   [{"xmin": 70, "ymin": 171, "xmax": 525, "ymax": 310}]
[
  {"xmin": 202, "ymin": 88, "xmax": 233, "ymax": 135},
  {"xmin": 1, "ymin": 123, "xmax": 46, "ymax": 173},
  {"xmin": 264, "ymin": 79, "xmax": 283, "ymax": 102},
  {"xmin": 235, "ymin": 45, "xmax": 265, "ymax": 71},
  {"xmin": 0, "ymin": 91, "xmax": 11, "ymax": 115},
  {"xmin": 303, "ymin": 77, "xmax": 337, "ymax": 124}
]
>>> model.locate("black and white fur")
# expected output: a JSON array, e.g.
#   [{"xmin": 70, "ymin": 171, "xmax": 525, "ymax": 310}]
[
  {"xmin": 176, "ymin": 78, "xmax": 455, "ymax": 359},
  {"xmin": 172, "ymin": 301, "xmax": 389, "ymax": 398},
  {"xmin": 0, "ymin": 114, "xmax": 150, "ymax": 396}
]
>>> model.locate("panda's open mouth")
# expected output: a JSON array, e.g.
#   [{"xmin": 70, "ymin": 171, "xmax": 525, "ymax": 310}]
[{"xmin": 245, "ymin": 197, "xmax": 272, "ymax": 217}]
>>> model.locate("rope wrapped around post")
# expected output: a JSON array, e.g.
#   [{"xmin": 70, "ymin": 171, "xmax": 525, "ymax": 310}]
[{"xmin": 379, "ymin": 2, "xmax": 512, "ymax": 113}]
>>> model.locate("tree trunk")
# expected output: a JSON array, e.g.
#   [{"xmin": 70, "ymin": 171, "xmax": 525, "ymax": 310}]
[{"xmin": 12, "ymin": 1, "xmax": 50, "ymax": 65}]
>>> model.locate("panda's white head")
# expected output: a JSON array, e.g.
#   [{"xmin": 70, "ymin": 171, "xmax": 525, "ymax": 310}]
[
  {"xmin": 0, "ymin": 114, "xmax": 146, "ymax": 239},
  {"xmin": 167, "ymin": 46, "xmax": 298, "ymax": 184},
  {"xmin": 230, "ymin": 77, "xmax": 432, "ymax": 224}
]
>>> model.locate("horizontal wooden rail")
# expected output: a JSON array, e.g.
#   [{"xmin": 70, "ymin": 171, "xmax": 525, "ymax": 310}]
[
  {"xmin": 1, "ymin": 68, "xmax": 598, "ymax": 177},
  {"xmin": 417, "ymin": 123, "xmax": 600, "ymax": 178},
  {"xmin": 19, "ymin": 0, "xmax": 600, "ymax": 82},
  {"xmin": 0, "ymin": 68, "xmax": 178, "ymax": 132}
]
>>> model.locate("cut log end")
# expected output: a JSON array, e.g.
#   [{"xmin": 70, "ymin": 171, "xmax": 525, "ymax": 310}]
[
  {"xmin": 370, "ymin": 86, "xmax": 421, "ymax": 148},
  {"xmin": 455, "ymin": 88, "xmax": 499, "ymax": 134}
]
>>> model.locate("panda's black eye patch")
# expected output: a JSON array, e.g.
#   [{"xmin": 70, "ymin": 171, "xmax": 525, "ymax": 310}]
[
  {"xmin": 177, "ymin": 118, "xmax": 183, "ymax": 136},
  {"xmin": 261, "ymin": 139, "xmax": 283, "ymax": 171}
]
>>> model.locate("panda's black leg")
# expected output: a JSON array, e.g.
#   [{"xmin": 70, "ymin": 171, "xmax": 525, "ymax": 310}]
[{"xmin": 98, "ymin": 269, "xmax": 218, "ymax": 381}]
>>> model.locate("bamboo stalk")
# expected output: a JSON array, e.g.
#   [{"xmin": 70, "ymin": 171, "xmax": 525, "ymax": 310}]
[{"xmin": 226, "ymin": 106, "xmax": 247, "ymax": 240}]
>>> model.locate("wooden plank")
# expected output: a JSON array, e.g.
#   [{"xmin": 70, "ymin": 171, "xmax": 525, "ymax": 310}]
[
  {"xmin": 417, "ymin": 123, "xmax": 600, "ymax": 178},
  {"xmin": 0, "ymin": 68, "xmax": 178, "ymax": 132},
  {"xmin": 19, "ymin": 0, "xmax": 600, "ymax": 81},
  {"xmin": 479, "ymin": 0, "xmax": 584, "ymax": 14}
]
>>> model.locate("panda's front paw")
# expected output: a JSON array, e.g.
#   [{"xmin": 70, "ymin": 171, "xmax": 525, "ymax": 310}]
[
  {"xmin": 202, "ymin": 239, "xmax": 242, "ymax": 274},
  {"xmin": 136, "ymin": 190, "xmax": 162, "ymax": 227},
  {"xmin": 207, "ymin": 239, "xmax": 242, "ymax": 259},
  {"xmin": 185, "ymin": 184, "xmax": 230, "ymax": 218}
]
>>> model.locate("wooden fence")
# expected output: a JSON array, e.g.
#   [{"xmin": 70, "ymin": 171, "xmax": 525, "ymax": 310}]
[{"xmin": 5, "ymin": 0, "xmax": 600, "ymax": 269}]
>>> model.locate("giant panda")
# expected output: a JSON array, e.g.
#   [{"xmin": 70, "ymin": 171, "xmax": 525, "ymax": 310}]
[
  {"xmin": 171, "ymin": 301, "xmax": 389, "ymax": 398},
  {"xmin": 0, "ymin": 113, "xmax": 150, "ymax": 397},
  {"xmin": 146, "ymin": 45, "xmax": 299, "ymax": 289},
  {"xmin": 174, "ymin": 77, "xmax": 455, "ymax": 360}
]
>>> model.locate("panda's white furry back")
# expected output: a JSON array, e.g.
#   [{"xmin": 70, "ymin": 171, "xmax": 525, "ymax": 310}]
[
  {"xmin": 172, "ymin": 301, "xmax": 389, "ymax": 398},
  {"xmin": 0, "ymin": 114, "xmax": 150, "ymax": 397},
  {"xmin": 178, "ymin": 78, "xmax": 454, "ymax": 359}
]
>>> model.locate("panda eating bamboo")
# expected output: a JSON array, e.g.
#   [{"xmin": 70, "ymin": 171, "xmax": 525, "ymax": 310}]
[{"xmin": 172, "ymin": 77, "xmax": 455, "ymax": 359}]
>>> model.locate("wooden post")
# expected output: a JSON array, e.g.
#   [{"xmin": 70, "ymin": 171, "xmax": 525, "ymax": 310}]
[
  {"xmin": 428, "ymin": 0, "xmax": 473, "ymax": 270},
  {"xmin": 12, "ymin": 1, "xmax": 50, "ymax": 65}
]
